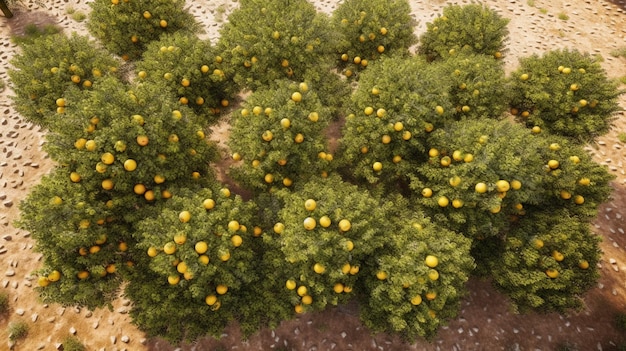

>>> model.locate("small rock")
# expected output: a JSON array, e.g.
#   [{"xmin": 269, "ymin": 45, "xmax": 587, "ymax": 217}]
[
  {"xmin": 70, "ymin": 326, "xmax": 77, "ymax": 334},
  {"xmin": 31, "ymin": 313, "xmax": 38, "ymax": 322},
  {"xmin": 3, "ymin": 235, "xmax": 11, "ymax": 241},
  {"xmin": 111, "ymin": 336, "xmax": 117, "ymax": 344},
  {"xmin": 610, "ymin": 258, "xmax": 617, "ymax": 265},
  {"xmin": 15, "ymin": 308, "xmax": 24, "ymax": 316},
  {"xmin": 3, "ymin": 200, "xmax": 12, "ymax": 207},
  {"xmin": 47, "ymin": 316, "xmax": 56, "ymax": 323},
  {"xmin": 121, "ymin": 335, "xmax": 130, "ymax": 343},
  {"xmin": 5, "ymin": 269, "xmax": 15, "ymax": 276}
]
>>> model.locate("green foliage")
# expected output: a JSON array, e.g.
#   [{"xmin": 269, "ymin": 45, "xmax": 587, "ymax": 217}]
[
  {"xmin": 509, "ymin": 48, "xmax": 622, "ymax": 143},
  {"xmin": 0, "ymin": 291, "xmax": 9, "ymax": 314},
  {"xmin": 135, "ymin": 32, "xmax": 239, "ymax": 123},
  {"xmin": 418, "ymin": 4, "xmax": 510, "ymax": 61},
  {"xmin": 217, "ymin": 0, "xmax": 338, "ymax": 91},
  {"xmin": 489, "ymin": 209, "xmax": 601, "ymax": 313},
  {"xmin": 432, "ymin": 53, "xmax": 509, "ymax": 120},
  {"xmin": 557, "ymin": 12, "xmax": 569, "ymax": 21},
  {"xmin": 87, "ymin": 0, "xmax": 199, "ymax": 60},
  {"xmin": 331, "ymin": 0, "xmax": 417, "ymax": 79},
  {"xmin": 228, "ymin": 80, "xmax": 333, "ymax": 193},
  {"xmin": 413, "ymin": 119, "xmax": 613, "ymax": 240},
  {"xmin": 358, "ymin": 200, "xmax": 474, "ymax": 340},
  {"xmin": 10, "ymin": 23, "xmax": 62, "ymax": 45},
  {"xmin": 129, "ymin": 187, "xmax": 265, "ymax": 342},
  {"xmin": 8, "ymin": 321, "xmax": 29, "ymax": 342},
  {"xmin": 62, "ymin": 335, "xmax": 87, "ymax": 351},
  {"xmin": 609, "ymin": 47, "xmax": 626, "ymax": 58},
  {"xmin": 9, "ymin": 32, "xmax": 119, "ymax": 127},
  {"xmin": 619, "ymin": 132, "xmax": 626, "ymax": 144},
  {"xmin": 615, "ymin": 312, "xmax": 626, "ymax": 331},
  {"xmin": 270, "ymin": 175, "xmax": 391, "ymax": 314},
  {"xmin": 337, "ymin": 56, "xmax": 454, "ymax": 190}
]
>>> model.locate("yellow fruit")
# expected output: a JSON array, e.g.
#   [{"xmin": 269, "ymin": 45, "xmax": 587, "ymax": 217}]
[
  {"xmin": 496, "ymin": 180, "xmax": 510, "ymax": 192},
  {"xmin": 174, "ymin": 232, "xmax": 187, "ymax": 245},
  {"xmin": 262, "ymin": 130, "xmax": 273, "ymax": 142},
  {"xmin": 273, "ymin": 222, "xmax": 285, "ymax": 234},
  {"xmin": 297, "ymin": 285, "xmax": 308, "ymax": 297},
  {"xmin": 372, "ymin": 162, "xmax": 383, "ymax": 171},
  {"xmin": 578, "ymin": 260, "xmax": 589, "ymax": 269},
  {"xmin": 425, "ymin": 292, "xmax": 437, "ymax": 301},
  {"xmin": 452, "ymin": 199, "xmax": 464, "ymax": 209},
  {"xmin": 101, "ymin": 179, "xmax": 114, "ymax": 190},
  {"xmin": 48, "ymin": 270, "xmax": 61, "ymax": 282},
  {"xmin": 548, "ymin": 160, "xmax": 560, "ymax": 169},
  {"xmin": 194, "ymin": 241, "xmax": 209, "ymax": 255},
  {"xmin": 428, "ymin": 269, "xmax": 439, "ymax": 281},
  {"xmin": 147, "ymin": 247, "xmax": 158, "ymax": 257},
  {"xmin": 393, "ymin": 122, "xmax": 404, "ymax": 132},
  {"xmin": 264, "ymin": 173, "xmax": 274, "ymax": 183},
  {"xmin": 303, "ymin": 217, "xmax": 317, "ymax": 230},
  {"xmin": 545, "ymin": 269, "xmax": 559, "ymax": 278},
  {"xmin": 133, "ymin": 184, "xmax": 146, "ymax": 195},
  {"xmin": 533, "ymin": 238, "xmax": 544, "ymax": 249},
  {"xmin": 228, "ymin": 220, "xmax": 240, "ymax": 232},
  {"xmin": 163, "ymin": 242, "xmax": 177, "ymax": 255},
  {"xmin": 349, "ymin": 265, "xmax": 360, "ymax": 275},
  {"xmin": 319, "ymin": 216, "xmax": 331, "ymax": 228},
  {"xmin": 70, "ymin": 172, "xmax": 81, "ymax": 183},
  {"xmin": 428, "ymin": 148, "xmax": 439, "ymax": 157},
  {"xmin": 219, "ymin": 251, "xmax": 231, "ymax": 262},
  {"xmin": 437, "ymin": 196, "xmax": 449, "ymax": 207},
  {"xmin": 381, "ymin": 135, "xmax": 391, "ymax": 144},
  {"xmin": 338, "ymin": 219, "xmax": 351, "ymax": 232},
  {"xmin": 124, "ymin": 159, "xmax": 137, "ymax": 171},
  {"xmin": 301, "ymin": 295, "xmax": 313, "ymax": 305},
  {"xmin": 77, "ymin": 271, "xmax": 90, "ymax": 280},
  {"xmin": 421, "ymin": 188, "xmax": 433, "ymax": 198},
  {"xmin": 574, "ymin": 195, "xmax": 585, "ymax": 205},
  {"xmin": 364, "ymin": 107, "xmax": 374, "ymax": 116},
  {"xmin": 199, "ymin": 255, "xmax": 209, "ymax": 265},
  {"xmin": 449, "ymin": 175, "xmax": 461, "ymax": 187},
  {"xmin": 179, "ymin": 211, "xmax": 191, "ymax": 223},
  {"xmin": 154, "ymin": 174, "xmax": 165, "ymax": 184},
  {"xmin": 216, "ymin": 284, "xmax": 228, "ymax": 295},
  {"xmin": 560, "ymin": 190, "xmax": 572, "ymax": 200},
  {"xmin": 304, "ymin": 199, "xmax": 317, "ymax": 211},
  {"xmin": 402, "ymin": 131, "xmax": 412, "ymax": 140},
  {"xmin": 410, "ymin": 295, "xmax": 422, "ymax": 306},
  {"xmin": 286, "ymin": 279, "xmax": 297, "ymax": 290},
  {"xmin": 333, "ymin": 283, "xmax": 344, "ymax": 294},
  {"xmin": 291, "ymin": 92, "xmax": 302, "ymax": 102},
  {"xmin": 345, "ymin": 240, "xmax": 354, "ymax": 252},
  {"xmin": 510, "ymin": 180, "xmax": 522, "ymax": 190},
  {"xmin": 313, "ymin": 263, "xmax": 325, "ymax": 274},
  {"xmin": 38, "ymin": 276, "xmax": 51, "ymax": 287},
  {"xmin": 205, "ymin": 295, "xmax": 217, "ymax": 306},
  {"xmin": 520, "ymin": 73, "xmax": 529, "ymax": 81},
  {"xmin": 231, "ymin": 235, "xmax": 243, "ymax": 247},
  {"xmin": 578, "ymin": 178, "xmax": 591, "ymax": 186},
  {"xmin": 159, "ymin": 19, "xmax": 167, "ymax": 28},
  {"xmin": 280, "ymin": 118, "xmax": 291, "ymax": 129},
  {"xmin": 294, "ymin": 304, "xmax": 304, "ymax": 314},
  {"xmin": 435, "ymin": 105, "xmax": 444, "ymax": 115},
  {"xmin": 74, "ymin": 138, "xmax": 87, "ymax": 149},
  {"xmin": 376, "ymin": 271, "xmax": 388, "ymax": 280},
  {"xmin": 168, "ymin": 275, "xmax": 180, "ymax": 285},
  {"xmin": 425, "ymin": 255, "xmax": 439, "ymax": 268},
  {"xmin": 203, "ymin": 198, "xmax": 216, "ymax": 210},
  {"xmin": 475, "ymin": 182, "xmax": 488, "ymax": 194},
  {"xmin": 552, "ymin": 250, "xmax": 564, "ymax": 262}
]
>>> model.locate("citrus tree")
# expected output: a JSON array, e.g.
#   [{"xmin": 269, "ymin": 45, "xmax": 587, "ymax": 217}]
[
  {"xmin": 8, "ymin": 32, "xmax": 119, "ymax": 127},
  {"xmin": 228, "ymin": 80, "xmax": 334, "ymax": 193},
  {"xmin": 331, "ymin": 0, "xmax": 417, "ymax": 79},
  {"xmin": 336, "ymin": 55, "xmax": 456, "ymax": 190},
  {"xmin": 87, "ymin": 0, "xmax": 199, "ymax": 61},
  {"xmin": 217, "ymin": 0, "xmax": 337, "ymax": 88},
  {"xmin": 418, "ymin": 4, "xmax": 510, "ymax": 61},
  {"xmin": 358, "ymin": 200, "xmax": 474, "ymax": 340},
  {"xmin": 432, "ymin": 52, "xmax": 509, "ymax": 120},
  {"xmin": 135, "ymin": 32, "xmax": 240, "ymax": 122},
  {"xmin": 489, "ymin": 209, "xmax": 602, "ymax": 313},
  {"xmin": 127, "ymin": 186, "xmax": 267, "ymax": 342},
  {"xmin": 508, "ymin": 48, "xmax": 622, "ymax": 143},
  {"xmin": 414, "ymin": 118, "xmax": 613, "ymax": 241}
]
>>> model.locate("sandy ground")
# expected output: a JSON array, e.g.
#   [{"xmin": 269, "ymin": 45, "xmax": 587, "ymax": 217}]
[{"xmin": 1, "ymin": 0, "xmax": 626, "ymax": 350}]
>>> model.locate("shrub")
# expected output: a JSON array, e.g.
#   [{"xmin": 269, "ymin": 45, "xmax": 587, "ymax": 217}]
[
  {"xmin": 128, "ymin": 186, "xmax": 264, "ymax": 342},
  {"xmin": 62, "ymin": 335, "xmax": 86, "ymax": 351},
  {"xmin": 228, "ymin": 80, "xmax": 333, "ymax": 193},
  {"xmin": 135, "ymin": 32, "xmax": 240, "ymax": 122},
  {"xmin": 489, "ymin": 209, "xmax": 601, "ymax": 313},
  {"xmin": 337, "ymin": 56, "xmax": 455, "ymax": 191},
  {"xmin": 8, "ymin": 321, "xmax": 29, "ymax": 342},
  {"xmin": 331, "ymin": 0, "xmax": 417, "ymax": 79},
  {"xmin": 0, "ymin": 292, "xmax": 9, "ymax": 314},
  {"xmin": 9, "ymin": 32, "xmax": 119, "ymax": 127},
  {"xmin": 418, "ymin": 4, "xmax": 510, "ymax": 61},
  {"xmin": 508, "ymin": 48, "xmax": 622, "ymax": 143},
  {"xmin": 217, "ymin": 0, "xmax": 338, "ymax": 91},
  {"xmin": 87, "ymin": 0, "xmax": 199, "ymax": 61}
]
